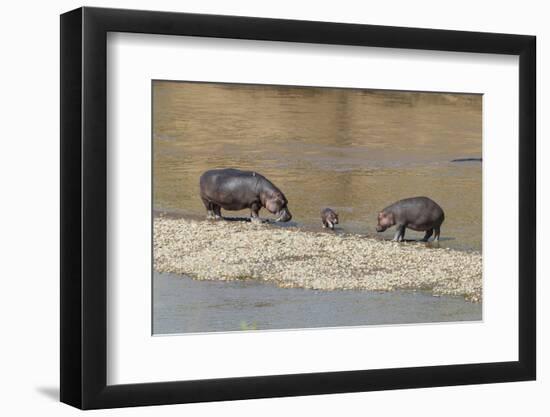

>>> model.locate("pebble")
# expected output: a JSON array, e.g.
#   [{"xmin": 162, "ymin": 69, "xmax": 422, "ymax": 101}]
[{"xmin": 154, "ymin": 217, "xmax": 483, "ymax": 303}]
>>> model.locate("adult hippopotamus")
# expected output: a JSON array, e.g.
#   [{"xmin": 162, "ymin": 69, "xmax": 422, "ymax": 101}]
[
  {"xmin": 199, "ymin": 168, "xmax": 292, "ymax": 222},
  {"xmin": 320, "ymin": 208, "xmax": 339, "ymax": 230},
  {"xmin": 376, "ymin": 196, "xmax": 445, "ymax": 242}
]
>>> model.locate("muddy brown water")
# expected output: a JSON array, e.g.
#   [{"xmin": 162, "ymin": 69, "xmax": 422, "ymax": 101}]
[
  {"xmin": 153, "ymin": 81, "xmax": 482, "ymax": 251},
  {"xmin": 152, "ymin": 81, "xmax": 482, "ymax": 334}
]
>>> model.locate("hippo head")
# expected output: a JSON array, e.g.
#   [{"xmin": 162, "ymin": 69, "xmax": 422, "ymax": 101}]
[
  {"xmin": 376, "ymin": 211, "xmax": 394, "ymax": 232},
  {"xmin": 264, "ymin": 191, "xmax": 292, "ymax": 222},
  {"xmin": 325, "ymin": 211, "xmax": 339, "ymax": 229}
]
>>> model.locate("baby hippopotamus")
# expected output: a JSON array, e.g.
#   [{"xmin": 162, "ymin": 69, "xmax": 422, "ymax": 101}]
[
  {"xmin": 376, "ymin": 196, "xmax": 445, "ymax": 242},
  {"xmin": 321, "ymin": 208, "xmax": 339, "ymax": 230},
  {"xmin": 199, "ymin": 168, "xmax": 292, "ymax": 222}
]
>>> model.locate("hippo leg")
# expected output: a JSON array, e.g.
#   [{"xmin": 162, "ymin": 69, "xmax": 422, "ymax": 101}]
[
  {"xmin": 433, "ymin": 227, "xmax": 441, "ymax": 242},
  {"xmin": 422, "ymin": 229, "xmax": 434, "ymax": 242},
  {"xmin": 201, "ymin": 197, "xmax": 217, "ymax": 220},
  {"xmin": 212, "ymin": 204, "xmax": 222, "ymax": 219},
  {"xmin": 393, "ymin": 225, "xmax": 406, "ymax": 242},
  {"xmin": 250, "ymin": 202, "xmax": 262, "ymax": 223}
]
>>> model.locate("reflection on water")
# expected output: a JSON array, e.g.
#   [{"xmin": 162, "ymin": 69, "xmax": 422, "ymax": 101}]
[{"xmin": 153, "ymin": 81, "xmax": 482, "ymax": 251}]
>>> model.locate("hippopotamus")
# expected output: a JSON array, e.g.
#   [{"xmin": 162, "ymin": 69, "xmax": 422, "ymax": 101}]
[
  {"xmin": 199, "ymin": 168, "xmax": 292, "ymax": 222},
  {"xmin": 321, "ymin": 208, "xmax": 339, "ymax": 230},
  {"xmin": 376, "ymin": 196, "xmax": 445, "ymax": 242}
]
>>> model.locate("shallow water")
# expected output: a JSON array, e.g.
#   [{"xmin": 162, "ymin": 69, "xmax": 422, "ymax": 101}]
[
  {"xmin": 153, "ymin": 272, "xmax": 482, "ymax": 335},
  {"xmin": 153, "ymin": 81, "xmax": 482, "ymax": 251}
]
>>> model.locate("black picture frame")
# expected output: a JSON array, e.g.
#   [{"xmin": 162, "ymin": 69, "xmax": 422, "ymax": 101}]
[{"xmin": 60, "ymin": 6, "xmax": 536, "ymax": 410}]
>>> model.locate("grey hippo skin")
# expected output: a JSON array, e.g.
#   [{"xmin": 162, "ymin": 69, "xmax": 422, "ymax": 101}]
[
  {"xmin": 376, "ymin": 196, "xmax": 445, "ymax": 242},
  {"xmin": 199, "ymin": 168, "xmax": 292, "ymax": 222},
  {"xmin": 321, "ymin": 208, "xmax": 339, "ymax": 230}
]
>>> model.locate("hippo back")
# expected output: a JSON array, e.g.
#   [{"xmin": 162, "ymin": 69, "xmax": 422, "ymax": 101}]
[{"xmin": 386, "ymin": 196, "xmax": 444, "ymax": 225}]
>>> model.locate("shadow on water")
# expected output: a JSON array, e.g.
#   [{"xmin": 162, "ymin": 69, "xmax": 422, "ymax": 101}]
[
  {"xmin": 219, "ymin": 216, "xmax": 252, "ymax": 222},
  {"xmin": 383, "ymin": 236, "xmax": 456, "ymax": 245},
  {"xmin": 218, "ymin": 216, "xmax": 297, "ymax": 226},
  {"xmin": 451, "ymin": 158, "xmax": 482, "ymax": 162},
  {"xmin": 199, "ymin": 215, "xmax": 302, "ymax": 229}
]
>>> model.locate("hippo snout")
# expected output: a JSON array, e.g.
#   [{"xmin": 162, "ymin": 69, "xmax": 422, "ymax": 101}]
[
  {"xmin": 376, "ymin": 225, "xmax": 386, "ymax": 232},
  {"xmin": 276, "ymin": 208, "xmax": 292, "ymax": 222}
]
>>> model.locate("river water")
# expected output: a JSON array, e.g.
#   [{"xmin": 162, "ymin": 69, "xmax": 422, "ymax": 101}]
[
  {"xmin": 153, "ymin": 272, "xmax": 481, "ymax": 335},
  {"xmin": 152, "ymin": 81, "xmax": 482, "ymax": 334},
  {"xmin": 153, "ymin": 81, "xmax": 482, "ymax": 251}
]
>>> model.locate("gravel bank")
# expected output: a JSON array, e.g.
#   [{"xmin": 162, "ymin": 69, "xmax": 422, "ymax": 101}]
[{"xmin": 154, "ymin": 217, "xmax": 482, "ymax": 302}]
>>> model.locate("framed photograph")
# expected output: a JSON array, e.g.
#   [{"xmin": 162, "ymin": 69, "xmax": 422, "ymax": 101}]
[{"xmin": 60, "ymin": 7, "xmax": 536, "ymax": 409}]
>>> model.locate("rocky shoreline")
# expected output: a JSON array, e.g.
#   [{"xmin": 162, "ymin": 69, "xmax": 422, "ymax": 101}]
[{"xmin": 154, "ymin": 216, "xmax": 482, "ymax": 302}]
